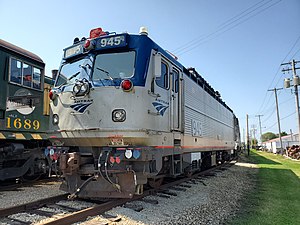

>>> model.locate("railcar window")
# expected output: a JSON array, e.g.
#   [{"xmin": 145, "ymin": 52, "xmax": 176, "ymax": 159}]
[
  {"xmin": 33, "ymin": 68, "xmax": 41, "ymax": 89},
  {"xmin": 173, "ymin": 69, "xmax": 179, "ymax": 93},
  {"xmin": 9, "ymin": 58, "xmax": 42, "ymax": 90},
  {"xmin": 93, "ymin": 51, "xmax": 135, "ymax": 81},
  {"xmin": 156, "ymin": 62, "xmax": 169, "ymax": 89},
  {"xmin": 10, "ymin": 58, "xmax": 22, "ymax": 84},
  {"xmin": 23, "ymin": 63, "xmax": 32, "ymax": 87}
]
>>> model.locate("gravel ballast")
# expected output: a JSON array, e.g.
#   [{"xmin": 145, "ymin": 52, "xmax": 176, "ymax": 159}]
[
  {"xmin": 0, "ymin": 180, "xmax": 65, "ymax": 209},
  {"xmin": 0, "ymin": 158, "xmax": 258, "ymax": 225},
  {"xmin": 80, "ymin": 159, "xmax": 258, "ymax": 225}
]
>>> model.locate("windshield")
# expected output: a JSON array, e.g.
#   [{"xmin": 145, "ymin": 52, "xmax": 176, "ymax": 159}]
[
  {"xmin": 93, "ymin": 51, "xmax": 135, "ymax": 82},
  {"xmin": 55, "ymin": 57, "xmax": 92, "ymax": 87}
]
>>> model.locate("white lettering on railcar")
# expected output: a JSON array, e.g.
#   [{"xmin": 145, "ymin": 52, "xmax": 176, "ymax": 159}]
[
  {"xmin": 100, "ymin": 36, "xmax": 124, "ymax": 47},
  {"xmin": 192, "ymin": 119, "xmax": 202, "ymax": 137}
]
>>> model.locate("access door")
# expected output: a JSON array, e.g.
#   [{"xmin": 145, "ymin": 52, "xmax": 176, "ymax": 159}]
[{"xmin": 170, "ymin": 68, "xmax": 182, "ymax": 132}]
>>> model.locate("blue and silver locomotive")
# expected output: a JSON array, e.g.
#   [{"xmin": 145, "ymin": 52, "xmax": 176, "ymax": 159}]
[{"xmin": 49, "ymin": 27, "xmax": 240, "ymax": 198}]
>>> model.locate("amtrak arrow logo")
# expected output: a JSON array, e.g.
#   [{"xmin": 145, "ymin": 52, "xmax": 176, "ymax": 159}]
[
  {"xmin": 152, "ymin": 101, "xmax": 169, "ymax": 116},
  {"xmin": 70, "ymin": 102, "xmax": 92, "ymax": 113}
]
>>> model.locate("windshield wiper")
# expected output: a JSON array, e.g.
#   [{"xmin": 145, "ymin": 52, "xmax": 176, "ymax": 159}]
[
  {"xmin": 96, "ymin": 67, "xmax": 110, "ymax": 78},
  {"xmin": 68, "ymin": 71, "xmax": 80, "ymax": 81},
  {"xmin": 96, "ymin": 67, "xmax": 118, "ymax": 86},
  {"xmin": 58, "ymin": 71, "xmax": 80, "ymax": 89}
]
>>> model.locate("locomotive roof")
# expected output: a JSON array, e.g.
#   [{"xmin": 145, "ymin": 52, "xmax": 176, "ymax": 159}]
[
  {"xmin": 0, "ymin": 39, "xmax": 44, "ymax": 64},
  {"xmin": 62, "ymin": 30, "xmax": 233, "ymax": 113}
]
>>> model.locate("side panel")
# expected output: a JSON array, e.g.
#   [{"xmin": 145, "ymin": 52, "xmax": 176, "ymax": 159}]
[
  {"xmin": 0, "ymin": 47, "xmax": 48, "ymax": 135},
  {"xmin": 5, "ymin": 85, "xmax": 48, "ymax": 133},
  {"xmin": 183, "ymin": 75, "xmax": 234, "ymax": 148}
]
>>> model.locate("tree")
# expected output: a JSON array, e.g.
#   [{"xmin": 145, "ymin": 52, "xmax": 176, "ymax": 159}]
[
  {"xmin": 261, "ymin": 132, "xmax": 277, "ymax": 142},
  {"xmin": 280, "ymin": 131, "xmax": 288, "ymax": 137}
]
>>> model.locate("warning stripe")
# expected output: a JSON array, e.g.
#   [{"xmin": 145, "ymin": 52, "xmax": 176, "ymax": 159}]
[
  {"xmin": 31, "ymin": 134, "xmax": 42, "ymax": 140},
  {"xmin": 0, "ymin": 132, "xmax": 5, "ymax": 139},
  {"xmin": 14, "ymin": 133, "xmax": 26, "ymax": 140},
  {"xmin": 0, "ymin": 131, "xmax": 48, "ymax": 140}
]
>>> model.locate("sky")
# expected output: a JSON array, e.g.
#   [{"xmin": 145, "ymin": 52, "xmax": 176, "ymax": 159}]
[{"xmin": 1, "ymin": 0, "xmax": 300, "ymax": 142}]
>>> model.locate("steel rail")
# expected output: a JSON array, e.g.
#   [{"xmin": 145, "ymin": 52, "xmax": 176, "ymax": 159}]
[
  {"xmin": 0, "ymin": 160, "xmax": 235, "ymax": 224},
  {"xmin": 41, "ymin": 161, "xmax": 235, "ymax": 225},
  {"xmin": 0, "ymin": 194, "xmax": 68, "ymax": 217}
]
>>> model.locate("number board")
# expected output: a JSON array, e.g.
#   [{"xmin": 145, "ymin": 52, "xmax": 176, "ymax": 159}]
[
  {"xmin": 64, "ymin": 44, "xmax": 83, "ymax": 59},
  {"xmin": 95, "ymin": 34, "xmax": 127, "ymax": 50}
]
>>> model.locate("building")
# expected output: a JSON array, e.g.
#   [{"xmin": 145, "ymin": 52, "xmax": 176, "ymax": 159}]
[{"xmin": 263, "ymin": 134, "xmax": 299, "ymax": 153}]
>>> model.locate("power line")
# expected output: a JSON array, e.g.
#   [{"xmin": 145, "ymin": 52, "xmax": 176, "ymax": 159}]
[
  {"xmin": 290, "ymin": 48, "xmax": 300, "ymax": 59},
  {"xmin": 263, "ymin": 111, "xmax": 296, "ymax": 132},
  {"xmin": 263, "ymin": 121, "xmax": 278, "ymax": 131},
  {"xmin": 261, "ymin": 96, "xmax": 293, "ymax": 122},
  {"xmin": 172, "ymin": 0, "xmax": 269, "ymax": 53},
  {"xmin": 274, "ymin": 35, "xmax": 300, "ymax": 87},
  {"xmin": 177, "ymin": 0, "xmax": 282, "ymax": 55},
  {"xmin": 257, "ymin": 91, "xmax": 274, "ymax": 116},
  {"xmin": 281, "ymin": 111, "xmax": 296, "ymax": 120},
  {"xmin": 173, "ymin": 0, "xmax": 282, "ymax": 56},
  {"xmin": 256, "ymin": 34, "xmax": 300, "ymax": 115},
  {"xmin": 262, "ymin": 106, "xmax": 276, "ymax": 123}
]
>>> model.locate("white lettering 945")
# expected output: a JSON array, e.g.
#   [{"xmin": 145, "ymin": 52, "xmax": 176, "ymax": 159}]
[{"xmin": 100, "ymin": 36, "xmax": 124, "ymax": 47}]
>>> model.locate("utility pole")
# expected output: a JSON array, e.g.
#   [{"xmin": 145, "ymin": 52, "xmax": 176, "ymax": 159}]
[
  {"xmin": 290, "ymin": 129, "xmax": 293, "ymax": 141},
  {"xmin": 251, "ymin": 125, "xmax": 257, "ymax": 148},
  {"xmin": 246, "ymin": 114, "xmax": 250, "ymax": 155},
  {"xmin": 282, "ymin": 59, "xmax": 300, "ymax": 146},
  {"xmin": 268, "ymin": 88, "xmax": 283, "ymax": 154},
  {"xmin": 255, "ymin": 114, "xmax": 263, "ymax": 145}
]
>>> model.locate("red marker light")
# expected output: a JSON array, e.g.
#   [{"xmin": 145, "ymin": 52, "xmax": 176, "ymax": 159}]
[
  {"xmin": 49, "ymin": 90, "xmax": 54, "ymax": 100},
  {"xmin": 84, "ymin": 40, "xmax": 91, "ymax": 49},
  {"xmin": 49, "ymin": 90, "xmax": 57, "ymax": 100},
  {"xmin": 121, "ymin": 79, "xmax": 133, "ymax": 91},
  {"xmin": 109, "ymin": 156, "xmax": 115, "ymax": 164},
  {"xmin": 115, "ymin": 156, "xmax": 121, "ymax": 164}
]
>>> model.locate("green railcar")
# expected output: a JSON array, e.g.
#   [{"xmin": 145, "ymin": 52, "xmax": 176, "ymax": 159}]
[{"xmin": 0, "ymin": 39, "xmax": 53, "ymax": 180}]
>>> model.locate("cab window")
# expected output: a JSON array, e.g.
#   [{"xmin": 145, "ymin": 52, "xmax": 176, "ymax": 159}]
[
  {"xmin": 10, "ymin": 58, "xmax": 22, "ymax": 84},
  {"xmin": 23, "ymin": 63, "xmax": 32, "ymax": 87},
  {"xmin": 156, "ymin": 61, "xmax": 169, "ymax": 89},
  {"xmin": 33, "ymin": 68, "xmax": 41, "ymax": 89},
  {"xmin": 173, "ymin": 69, "xmax": 179, "ymax": 93},
  {"xmin": 9, "ymin": 58, "xmax": 42, "ymax": 90}
]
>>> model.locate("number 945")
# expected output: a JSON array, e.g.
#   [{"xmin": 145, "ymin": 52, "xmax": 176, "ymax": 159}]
[{"xmin": 6, "ymin": 117, "xmax": 40, "ymax": 130}]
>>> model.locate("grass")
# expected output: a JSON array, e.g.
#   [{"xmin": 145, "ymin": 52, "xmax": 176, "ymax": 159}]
[{"xmin": 229, "ymin": 150, "xmax": 300, "ymax": 225}]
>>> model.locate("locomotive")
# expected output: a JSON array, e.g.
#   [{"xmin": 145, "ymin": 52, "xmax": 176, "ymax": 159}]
[
  {"xmin": 49, "ymin": 27, "xmax": 240, "ymax": 199},
  {"xmin": 0, "ymin": 39, "xmax": 53, "ymax": 181}
]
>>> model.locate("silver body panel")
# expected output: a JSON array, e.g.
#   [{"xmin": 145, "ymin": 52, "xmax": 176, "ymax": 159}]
[{"xmin": 50, "ymin": 51, "xmax": 235, "ymax": 152}]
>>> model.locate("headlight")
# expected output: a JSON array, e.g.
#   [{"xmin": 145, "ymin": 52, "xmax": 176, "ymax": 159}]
[
  {"xmin": 81, "ymin": 82, "xmax": 89, "ymax": 93},
  {"xmin": 53, "ymin": 114, "xmax": 59, "ymax": 125},
  {"xmin": 112, "ymin": 109, "xmax": 126, "ymax": 122},
  {"xmin": 72, "ymin": 79, "xmax": 90, "ymax": 96},
  {"xmin": 73, "ymin": 84, "xmax": 81, "ymax": 95}
]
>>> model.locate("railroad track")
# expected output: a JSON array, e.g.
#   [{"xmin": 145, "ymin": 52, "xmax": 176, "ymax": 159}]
[{"xmin": 0, "ymin": 161, "xmax": 234, "ymax": 225}]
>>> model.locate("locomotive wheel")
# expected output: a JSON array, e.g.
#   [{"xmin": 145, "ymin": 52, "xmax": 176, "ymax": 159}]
[
  {"xmin": 148, "ymin": 177, "xmax": 164, "ymax": 189},
  {"xmin": 185, "ymin": 170, "xmax": 193, "ymax": 178},
  {"xmin": 21, "ymin": 173, "xmax": 42, "ymax": 182},
  {"xmin": 21, "ymin": 167, "xmax": 42, "ymax": 181}
]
